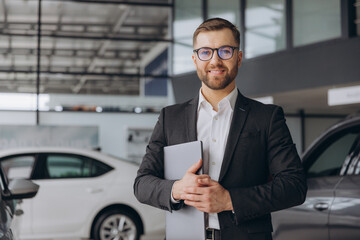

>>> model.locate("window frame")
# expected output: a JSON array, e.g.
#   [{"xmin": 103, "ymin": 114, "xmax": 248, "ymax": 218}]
[
  {"xmin": 0, "ymin": 153, "xmax": 40, "ymax": 181},
  {"xmin": 34, "ymin": 152, "xmax": 113, "ymax": 180},
  {"xmin": 302, "ymin": 121, "xmax": 360, "ymax": 178}
]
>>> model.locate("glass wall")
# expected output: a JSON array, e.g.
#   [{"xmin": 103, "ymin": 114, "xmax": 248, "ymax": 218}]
[
  {"xmin": 173, "ymin": 0, "xmax": 202, "ymax": 75},
  {"xmin": 293, "ymin": 0, "xmax": 341, "ymax": 46},
  {"xmin": 208, "ymin": 0, "xmax": 241, "ymax": 41},
  {"xmin": 173, "ymin": 0, "xmax": 241, "ymax": 74},
  {"xmin": 245, "ymin": 0, "xmax": 286, "ymax": 58}
]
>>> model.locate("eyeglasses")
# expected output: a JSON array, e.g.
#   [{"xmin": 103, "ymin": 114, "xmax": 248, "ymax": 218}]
[{"xmin": 193, "ymin": 46, "xmax": 239, "ymax": 61}]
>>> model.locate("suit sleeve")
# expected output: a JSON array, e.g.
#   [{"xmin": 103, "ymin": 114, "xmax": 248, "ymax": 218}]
[
  {"xmin": 228, "ymin": 106, "xmax": 307, "ymax": 223},
  {"xmin": 133, "ymin": 108, "xmax": 182, "ymax": 212}
]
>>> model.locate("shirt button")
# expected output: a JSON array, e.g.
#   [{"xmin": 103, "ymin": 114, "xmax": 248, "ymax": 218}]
[
  {"xmin": 214, "ymin": 116, "xmax": 218, "ymax": 120},
  {"xmin": 211, "ymin": 161, "xmax": 216, "ymax": 165},
  {"xmin": 212, "ymin": 138, "xmax": 216, "ymax": 142}
]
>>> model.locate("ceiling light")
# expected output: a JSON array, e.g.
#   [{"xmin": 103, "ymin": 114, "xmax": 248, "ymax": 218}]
[
  {"xmin": 54, "ymin": 106, "xmax": 63, "ymax": 112},
  {"xmin": 134, "ymin": 107, "xmax": 142, "ymax": 113}
]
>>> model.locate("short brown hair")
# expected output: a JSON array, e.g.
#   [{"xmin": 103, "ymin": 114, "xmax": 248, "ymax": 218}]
[{"xmin": 193, "ymin": 18, "xmax": 240, "ymax": 47}]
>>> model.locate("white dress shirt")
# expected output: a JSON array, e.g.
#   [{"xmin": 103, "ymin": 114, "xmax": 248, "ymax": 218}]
[{"xmin": 197, "ymin": 87, "xmax": 238, "ymax": 229}]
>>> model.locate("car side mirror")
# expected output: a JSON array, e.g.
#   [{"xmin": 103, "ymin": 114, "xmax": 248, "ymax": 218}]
[{"xmin": 3, "ymin": 179, "xmax": 39, "ymax": 200}]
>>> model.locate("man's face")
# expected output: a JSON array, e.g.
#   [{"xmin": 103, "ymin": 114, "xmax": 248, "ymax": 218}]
[{"xmin": 192, "ymin": 28, "xmax": 242, "ymax": 91}]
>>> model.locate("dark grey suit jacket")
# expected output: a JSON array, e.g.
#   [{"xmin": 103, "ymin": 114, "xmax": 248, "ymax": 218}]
[{"xmin": 134, "ymin": 90, "xmax": 307, "ymax": 240}]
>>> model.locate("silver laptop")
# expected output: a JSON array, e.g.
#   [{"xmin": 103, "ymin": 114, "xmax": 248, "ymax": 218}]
[{"xmin": 164, "ymin": 141, "xmax": 206, "ymax": 240}]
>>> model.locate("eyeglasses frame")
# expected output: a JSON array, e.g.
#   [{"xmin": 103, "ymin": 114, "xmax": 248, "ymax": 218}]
[{"xmin": 193, "ymin": 45, "xmax": 240, "ymax": 61}]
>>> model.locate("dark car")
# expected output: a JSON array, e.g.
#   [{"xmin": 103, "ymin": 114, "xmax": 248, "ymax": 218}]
[
  {"xmin": 0, "ymin": 164, "xmax": 39, "ymax": 239},
  {"xmin": 272, "ymin": 112, "xmax": 360, "ymax": 240}
]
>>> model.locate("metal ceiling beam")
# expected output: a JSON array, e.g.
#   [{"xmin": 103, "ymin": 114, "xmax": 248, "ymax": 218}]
[
  {"xmin": 3, "ymin": 30, "xmax": 165, "ymax": 40},
  {"xmin": 0, "ymin": 85, "xmax": 139, "ymax": 93},
  {"xmin": 0, "ymin": 53, "xmax": 141, "ymax": 61},
  {"xmin": 0, "ymin": 69, "xmax": 171, "ymax": 78},
  {"xmin": 0, "ymin": 21, "xmax": 167, "ymax": 30},
  {"xmin": 0, "ymin": 32, "xmax": 173, "ymax": 42},
  {"xmin": 0, "ymin": 47, "xmax": 148, "ymax": 54},
  {"xmin": 42, "ymin": 29, "xmax": 166, "ymax": 36},
  {"xmin": 0, "ymin": 65, "xmax": 143, "ymax": 73},
  {"xmin": 0, "ymin": 76, "xmax": 140, "ymax": 83},
  {"xmin": 31, "ymin": 0, "xmax": 173, "ymax": 8}
]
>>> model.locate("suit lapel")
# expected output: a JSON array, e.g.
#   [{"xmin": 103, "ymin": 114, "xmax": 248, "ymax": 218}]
[
  {"xmin": 219, "ymin": 91, "xmax": 250, "ymax": 182},
  {"xmin": 185, "ymin": 96, "xmax": 198, "ymax": 142}
]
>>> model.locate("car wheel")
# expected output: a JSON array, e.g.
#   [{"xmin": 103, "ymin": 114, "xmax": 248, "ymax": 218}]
[{"xmin": 93, "ymin": 209, "xmax": 142, "ymax": 240}]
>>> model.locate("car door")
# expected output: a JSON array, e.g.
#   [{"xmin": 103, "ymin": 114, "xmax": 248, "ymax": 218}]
[
  {"xmin": 272, "ymin": 125, "xmax": 360, "ymax": 240},
  {"xmin": 0, "ymin": 166, "xmax": 15, "ymax": 240},
  {"xmin": 30, "ymin": 153, "xmax": 112, "ymax": 236},
  {"xmin": 0, "ymin": 154, "xmax": 37, "ymax": 236},
  {"xmin": 329, "ymin": 135, "xmax": 360, "ymax": 240}
]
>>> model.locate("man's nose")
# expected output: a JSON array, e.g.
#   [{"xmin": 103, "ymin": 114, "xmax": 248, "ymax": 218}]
[{"xmin": 210, "ymin": 50, "xmax": 222, "ymax": 64}]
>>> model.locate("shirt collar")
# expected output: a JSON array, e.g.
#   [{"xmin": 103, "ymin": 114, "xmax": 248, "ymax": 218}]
[{"xmin": 198, "ymin": 87, "xmax": 238, "ymax": 111}]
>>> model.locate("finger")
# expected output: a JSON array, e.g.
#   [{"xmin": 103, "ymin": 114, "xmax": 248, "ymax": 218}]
[
  {"xmin": 187, "ymin": 158, "xmax": 202, "ymax": 174},
  {"xmin": 184, "ymin": 186, "xmax": 209, "ymax": 195},
  {"xmin": 196, "ymin": 174, "xmax": 211, "ymax": 180},
  {"xmin": 198, "ymin": 177, "xmax": 215, "ymax": 185},
  {"xmin": 183, "ymin": 186, "xmax": 201, "ymax": 194},
  {"xmin": 181, "ymin": 193, "xmax": 202, "ymax": 202}
]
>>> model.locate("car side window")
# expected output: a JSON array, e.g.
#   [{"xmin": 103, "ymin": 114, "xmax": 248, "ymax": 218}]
[
  {"xmin": 341, "ymin": 139, "xmax": 360, "ymax": 176},
  {"xmin": 46, "ymin": 155, "xmax": 91, "ymax": 179},
  {"xmin": 307, "ymin": 132, "xmax": 359, "ymax": 178},
  {"xmin": 45, "ymin": 154, "xmax": 112, "ymax": 179},
  {"xmin": 0, "ymin": 155, "xmax": 36, "ymax": 180},
  {"xmin": 92, "ymin": 160, "xmax": 113, "ymax": 177}
]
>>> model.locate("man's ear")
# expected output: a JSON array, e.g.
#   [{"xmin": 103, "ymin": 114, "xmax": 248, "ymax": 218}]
[
  {"xmin": 192, "ymin": 54, "xmax": 196, "ymax": 65},
  {"xmin": 237, "ymin": 51, "xmax": 243, "ymax": 68}
]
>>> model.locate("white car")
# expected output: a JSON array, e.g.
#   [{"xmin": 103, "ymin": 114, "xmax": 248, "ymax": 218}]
[{"xmin": 0, "ymin": 147, "xmax": 165, "ymax": 240}]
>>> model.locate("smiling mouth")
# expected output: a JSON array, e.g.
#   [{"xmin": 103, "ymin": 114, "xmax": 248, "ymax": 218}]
[{"xmin": 208, "ymin": 70, "xmax": 225, "ymax": 74}]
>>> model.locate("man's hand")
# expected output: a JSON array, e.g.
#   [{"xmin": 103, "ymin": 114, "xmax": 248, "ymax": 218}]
[
  {"xmin": 172, "ymin": 159, "xmax": 210, "ymax": 200},
  {"xmin": 181, "ymin": 178, "xmax": 234, "ymax": 213}
]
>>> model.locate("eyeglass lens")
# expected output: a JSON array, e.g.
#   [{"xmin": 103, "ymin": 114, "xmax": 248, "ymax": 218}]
[{"xmin": 197, "ymin": 46, "xmax": 234, "ymax": 61}]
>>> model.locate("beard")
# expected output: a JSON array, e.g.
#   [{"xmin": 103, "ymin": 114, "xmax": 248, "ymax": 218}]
[{"xmin": 197, "ymin": 66, "xmax": 238, "ymax": 90}]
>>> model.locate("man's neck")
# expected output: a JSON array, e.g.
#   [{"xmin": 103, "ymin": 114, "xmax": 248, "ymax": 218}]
[{"xmin": 201, "ymin": 84, "xmax": 235, "ymax": 112}]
